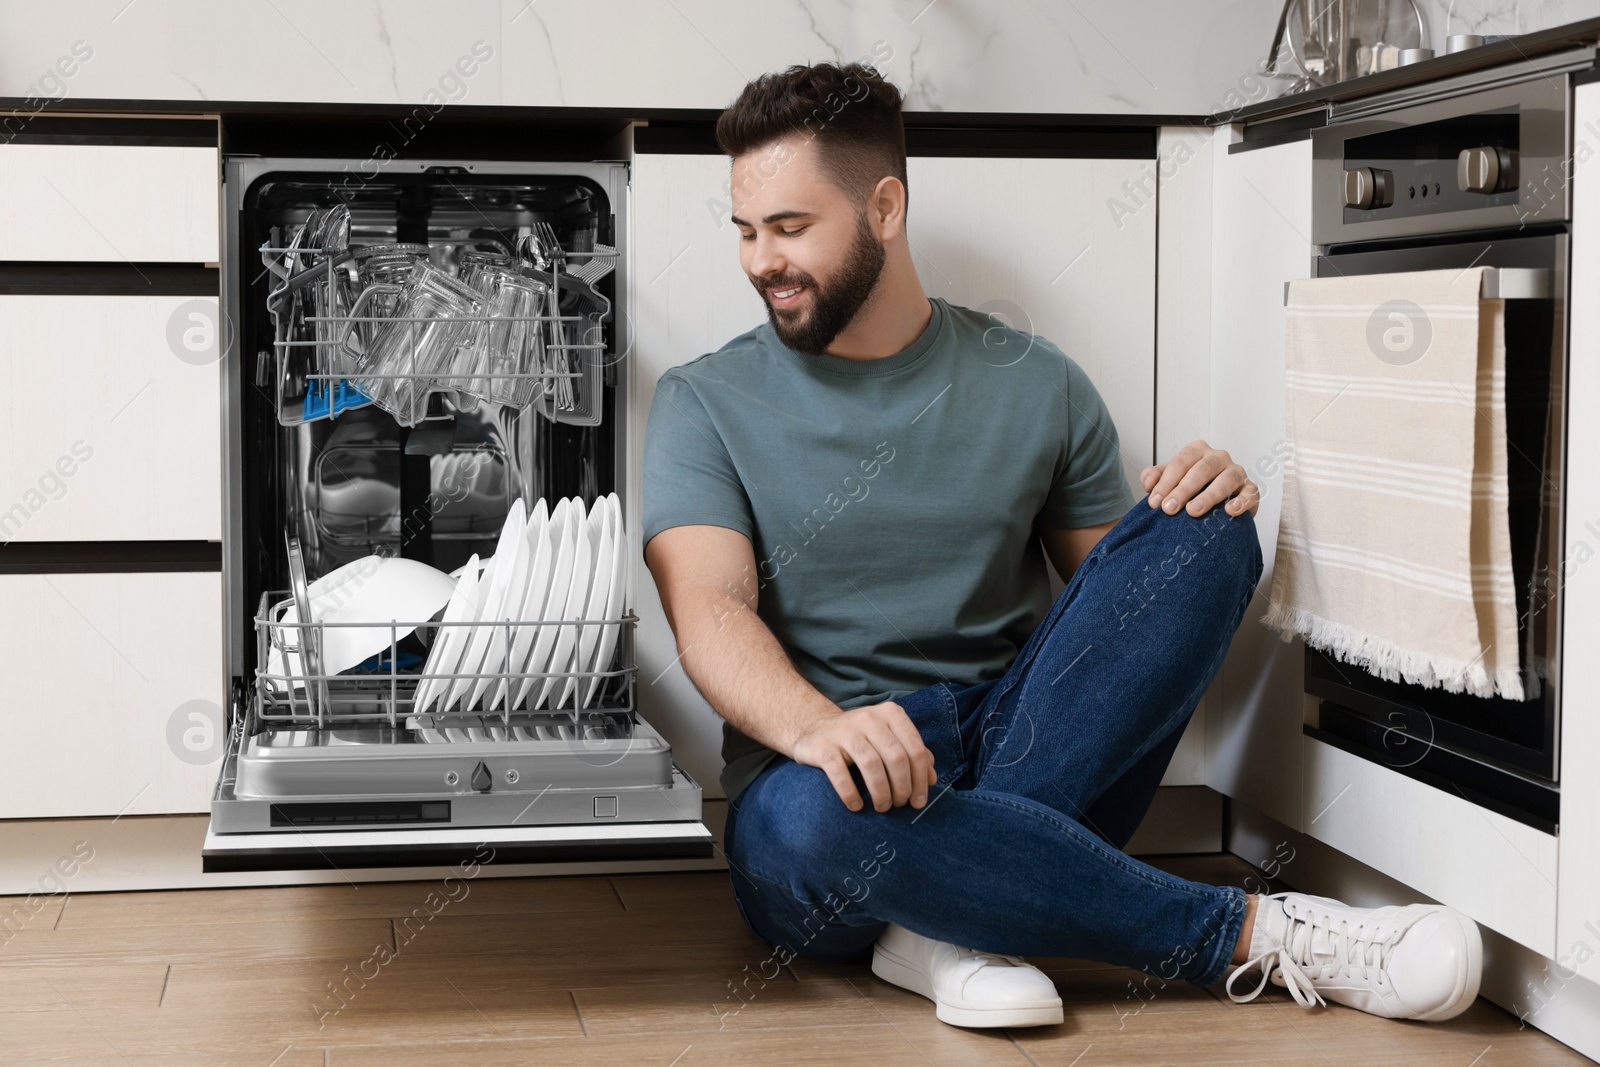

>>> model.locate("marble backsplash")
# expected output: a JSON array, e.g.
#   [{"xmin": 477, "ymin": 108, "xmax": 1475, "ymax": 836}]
[{"xmin": 0, "ymin": 0, "xmax": 1595, "ymax": 117}]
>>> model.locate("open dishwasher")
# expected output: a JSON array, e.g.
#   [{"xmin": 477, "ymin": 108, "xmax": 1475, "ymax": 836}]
[{"xmin": 203, "ymin": 156, "xmax": 712, "ymax": 873}]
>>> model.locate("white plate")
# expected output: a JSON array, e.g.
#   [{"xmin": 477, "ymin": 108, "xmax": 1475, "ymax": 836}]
[
  {"xmin": 438, "ymin": 551, "xmax": 499, "ymax": 718},
  {"xmin": 461, "ymin": 499, "xmax": 529, "ymax": 711},
  {"xmin": 413, "ymin": 553, "xmax": 480, "ymax": 716},
  {"xmin": 533, "ymin": 496, "xmax": 590, "ymax": 711},
  {"xmin": 582, "ymin": 493, "xmax": 628, "ymax": 709},
  {"xmin": 561, "ymin": 497, "xmax": 614, "ymax": 711},
  {"xmin": 495, "ymin": 497, "xmax": 551, "ymax": 713},
  {"xmin": 409, "ymin": 714, "xmax": 449, "ymax": 744},
  {"xmin": 511, "ymin": 497, "xmax": 576, "ymax": 712}
]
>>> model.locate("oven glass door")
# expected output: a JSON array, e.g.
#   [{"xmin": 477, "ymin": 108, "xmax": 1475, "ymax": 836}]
[{"xmin": 1297, "ymin": 231, "xmax": 1564, "ymax": 831}]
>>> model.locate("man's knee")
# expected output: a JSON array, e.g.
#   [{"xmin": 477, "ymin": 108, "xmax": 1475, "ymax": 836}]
[
  {"xmin": 1114, "ymin": 502, "xmax": 1262, "ymax": 629},
  {"xmin": 736, "ymin": 764, "xmax": 862, "ymax": 872},
  {"xmin": 1184, "ymin": 502, "xmax": 1263, "ymax": 590}
]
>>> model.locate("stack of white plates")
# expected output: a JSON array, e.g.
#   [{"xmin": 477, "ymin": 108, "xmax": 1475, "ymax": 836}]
[{"xmin": 413, "ymin": 493, "xmax": 629, "ymax": 721}]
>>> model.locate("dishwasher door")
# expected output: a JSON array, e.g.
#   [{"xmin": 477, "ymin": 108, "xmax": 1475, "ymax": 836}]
[
  {"xmin": 203, "ymin": 688, "xmax": 713, "ymax": 873},
  {"xmin": 207, "ymin": 155, "xmax": 714, "ymax": 873}
]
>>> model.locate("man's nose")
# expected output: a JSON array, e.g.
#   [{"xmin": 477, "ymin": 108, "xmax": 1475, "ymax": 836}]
[{"xmin": 747, "ymin": 233, "xmax": 786, "ymax": 280}]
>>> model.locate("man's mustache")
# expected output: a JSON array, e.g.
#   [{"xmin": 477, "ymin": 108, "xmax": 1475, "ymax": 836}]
[{"xmin": 753, "ymin": 273, "xmax": 818, "ymax": 293}]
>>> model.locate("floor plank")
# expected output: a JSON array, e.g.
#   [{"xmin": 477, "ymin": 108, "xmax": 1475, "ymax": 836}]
[
  {"xmin": 55, "ymin": 874, "xmax": 625, "ymax": 930},
  {"xmin": 2, "ymin": 915, "xmax": 394, "ymax": 965},
  {"xmin": 320, "ymin": 1023, "xmax": 1022, "ymax": 1066}
]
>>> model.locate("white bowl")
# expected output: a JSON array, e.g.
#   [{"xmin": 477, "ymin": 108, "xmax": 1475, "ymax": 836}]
[{"xmin": 272, "ymin": 555, "xmax": 458, "ymax": 680}]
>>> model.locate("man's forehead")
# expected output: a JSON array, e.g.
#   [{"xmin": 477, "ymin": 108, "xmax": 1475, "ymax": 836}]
[{"xmin": 730, "ymin": 136, "xmax": 820, "ymax": 214}]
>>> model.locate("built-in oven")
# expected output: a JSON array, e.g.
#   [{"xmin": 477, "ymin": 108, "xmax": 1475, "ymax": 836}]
[
  {"xmin": 1293, "ymin": 65, "xmax": 1577, "ymax": 833},
  {"xmin": 202, "ymin": 156, "xmax": 712, "ymax": 872}
]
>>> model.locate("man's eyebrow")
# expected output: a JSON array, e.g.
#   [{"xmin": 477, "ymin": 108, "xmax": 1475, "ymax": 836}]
[{"xmin": 729, "ymin": 210, "xmax": 814, "ymax": 227}]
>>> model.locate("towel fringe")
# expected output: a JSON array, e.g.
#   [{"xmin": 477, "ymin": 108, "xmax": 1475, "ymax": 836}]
[{"xmin": 1259, "ymin": 602, "xmax": 1525, "ymax": 702}]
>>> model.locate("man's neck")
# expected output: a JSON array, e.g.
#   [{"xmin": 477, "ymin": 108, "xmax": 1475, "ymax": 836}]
[{"xmin": 823, "ymin": 254, "xmax": 931, "ymax": 361}]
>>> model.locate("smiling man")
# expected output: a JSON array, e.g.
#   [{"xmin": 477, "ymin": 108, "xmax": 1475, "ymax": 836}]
[{"xmin": 641, "ymin": 62, "xmax": 1483, "ymax": 1030}]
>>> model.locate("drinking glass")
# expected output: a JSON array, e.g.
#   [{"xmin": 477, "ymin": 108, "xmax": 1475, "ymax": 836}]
[
  {"xmin": 461, "ymin": 265, "xmax": 548, "ymax": 406},
  {"xmin": 357, "ymin": 262, "xmax": 482, "ymax": 426}
]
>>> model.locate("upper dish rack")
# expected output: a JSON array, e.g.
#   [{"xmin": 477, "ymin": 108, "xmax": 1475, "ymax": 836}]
[{"xmin": 260, "ymin": 208, "xmax": 617, "ymax": 429}]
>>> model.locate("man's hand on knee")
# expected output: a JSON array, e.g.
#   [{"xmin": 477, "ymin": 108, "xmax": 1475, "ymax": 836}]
[
  {"xmin": 1141, "ymin": 439, "xmax": 1260, "ymax": 518},
  {"xmin": 792, "ymin": 701, "xmax": 937, "ymax": 814}
]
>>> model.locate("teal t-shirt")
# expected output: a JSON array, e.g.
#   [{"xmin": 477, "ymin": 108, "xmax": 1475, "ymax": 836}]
[{"xmin": 641, "ymin": 297, "xmax": 1139, "ymax": 805}]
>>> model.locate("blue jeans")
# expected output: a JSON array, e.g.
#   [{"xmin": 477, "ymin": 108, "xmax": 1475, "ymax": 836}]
[{"xmin": 722, "ymin": 497, "xmax": 1264, "ymax": 989}]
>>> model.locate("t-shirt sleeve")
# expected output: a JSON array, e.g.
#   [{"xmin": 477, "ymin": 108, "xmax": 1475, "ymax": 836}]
[
  {"xmin": 641, "ymin": 371, "xmax": 757, "ymax": 548},
  {"xmin": 1038, "ymin": 354, "xmax": 1140, "ymax": 529}
]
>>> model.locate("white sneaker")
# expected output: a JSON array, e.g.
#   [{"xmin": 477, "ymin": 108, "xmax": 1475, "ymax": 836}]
[
  {"xmin": 870, "ymin": 922, "xmax": 1064, "ymax": 1028},
  {"xmin": 1225, "ymin": 891, "xmax": 1483, "ymax": 1021}
]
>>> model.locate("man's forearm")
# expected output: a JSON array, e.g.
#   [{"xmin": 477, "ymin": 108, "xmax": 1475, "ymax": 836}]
[{"xmin": 671, "ymin": 588, "xmax": 841, "ymax": 758}]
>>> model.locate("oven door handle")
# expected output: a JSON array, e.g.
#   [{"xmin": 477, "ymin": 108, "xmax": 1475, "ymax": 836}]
[{"xmin": 1284, "ymin": 266, "xmax": 1549, "ymax": 305}]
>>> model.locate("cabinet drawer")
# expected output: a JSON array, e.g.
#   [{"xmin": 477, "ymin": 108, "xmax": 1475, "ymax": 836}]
[
  {"xmin": 0, "ymin": 143, "xmax": 218, "ymax": 262},
  {"xmin": 0, "ymin": 294, "xmax": 221, "ymax": 542},
  {"xmin": 0, "ymin": 571, "xmax": 225, "ymax": 818}
]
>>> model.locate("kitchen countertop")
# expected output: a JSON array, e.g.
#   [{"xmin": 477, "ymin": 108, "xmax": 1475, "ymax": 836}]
[
  {"xmin": 1210, "ymin": 15, "xmax": 1600, "ymax": 127},
  {"xmin": 4, "ymin": 16, "xmax": 1600, "ymax": 148},
  {"xmin": 0, "ymin": 102, "xmax": 1208, "ymax": 162}
]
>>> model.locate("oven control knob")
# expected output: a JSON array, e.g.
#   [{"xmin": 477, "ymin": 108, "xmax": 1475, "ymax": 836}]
[
  {"xmin": 470, "ymin": 760, "xmax": 492, "ymax": 792},
  {"xmin": 1343, "ymin": 167, "xmax": 1393, "ymax": 209},
  {"xmin": 1458, "ymin": 147, "xmax": 1515, "ymax": 193}
]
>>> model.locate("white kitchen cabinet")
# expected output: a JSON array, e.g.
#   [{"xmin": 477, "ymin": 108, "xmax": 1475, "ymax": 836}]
[
  {"xmin": 1155, "ymin": 124, "xmax": 1220, "ymax": 786},
  {"xmin": 1556, "ymin": 77, "xmax": 1600, "ymax": 986},
  {"xmin": 1304, "ymin": 735, "xmax": 1557, "ymax": 955},
  {"xmin": 0, "ymin": 571, "xmax": 225, "ymax": 818},
  {"xmin": 1202, "ymin": 127, "xmax": 1314, "ymax": 829},
  {"xmin": 0, "ymin": 142, "xmax": 219, "ymax": 263},
  {"xmin": 0, "ymin": 294, "xmax": 222, "ymax": 542},
  {"xmin": 629, "ymin": 150, "xmax": 768, "ymax": 796},
  {"xmin": 630, "ymin": 146, "xmax": 1161, "ymax": 796}
]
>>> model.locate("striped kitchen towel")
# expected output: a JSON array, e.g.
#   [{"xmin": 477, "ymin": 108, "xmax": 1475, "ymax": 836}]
[{"xmin": 1262, "ymin": 266, "xmax": 1524, "ymax": 701}]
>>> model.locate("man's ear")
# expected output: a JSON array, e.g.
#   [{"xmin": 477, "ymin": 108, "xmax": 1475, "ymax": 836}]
[{"xmin": 868, "ymin": 174, "xmax": 907, "ymax": 240}]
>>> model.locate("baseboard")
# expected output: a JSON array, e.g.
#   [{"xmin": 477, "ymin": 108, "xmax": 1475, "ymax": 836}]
[
  {"xmin": 1226, "ymin": 797, "xmax": 1600, "ymax": 1063},
  {"xmin": 1125, "ymin": 785, "xmax": 1225, "ymax": 855}
]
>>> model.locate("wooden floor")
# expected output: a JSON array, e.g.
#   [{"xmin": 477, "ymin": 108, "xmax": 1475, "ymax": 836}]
[{"xmin": 0, "ymin": 852, "xmax": 1589, "ymax": 1066}]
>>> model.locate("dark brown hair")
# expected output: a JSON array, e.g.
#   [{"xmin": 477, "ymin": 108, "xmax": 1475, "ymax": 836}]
[{"xmin": 715, "ymin": 62, "xmax": 908, "ymax": 208}]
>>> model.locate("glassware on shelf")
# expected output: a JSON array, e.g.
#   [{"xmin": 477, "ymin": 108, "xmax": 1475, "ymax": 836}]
[
  {"xmin": 355, "ymin": 262, "xmax": 484, "ymax": 427},
  {"xmin": 347, "ymin": 243, "xmax": 429, "ymax": 362},
  {"xmin": 459, "ymin": 265, "xmax": 549, "ymax": 407}
]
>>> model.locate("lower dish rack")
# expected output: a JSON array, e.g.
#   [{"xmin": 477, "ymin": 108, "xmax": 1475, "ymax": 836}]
[{"xmin": 203, "ymin": 593, "xmax": 711, "ymax": 872}]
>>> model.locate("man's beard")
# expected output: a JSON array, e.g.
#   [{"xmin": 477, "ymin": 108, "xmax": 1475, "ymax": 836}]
[{"xmin": 754, "ymin": 212, "xmax": 887, "ymax": 356}]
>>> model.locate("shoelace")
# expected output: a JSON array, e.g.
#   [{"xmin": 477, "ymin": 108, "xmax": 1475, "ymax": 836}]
[
  {"xmin": 959, "ymin": 946, "xmax": 1030, "ymax": 970},
  {"xmin": 1226, "ymin": 900, "xmax": 1400, "ymax": 1009}
]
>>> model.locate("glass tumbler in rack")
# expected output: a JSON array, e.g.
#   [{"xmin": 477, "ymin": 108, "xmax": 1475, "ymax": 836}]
[
  {"xmin": 462, "ymin": 265, "xmax": 548, "ymax": 407},
  {"xmin": 345, "ymin": 244, "xmax": 428, "ymax": 363},
  {"xmin": 356, "ymin": 262, "xmax": 483, "ymax": 426},
  {"xmin": 442, "ymin": 249, "xmax": 509, "ymax": 397}
]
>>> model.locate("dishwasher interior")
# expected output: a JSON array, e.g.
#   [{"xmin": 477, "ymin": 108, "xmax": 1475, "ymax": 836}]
[{"xmin": 204, "ymin": 157, "xmax": 711, "ymax": 872}]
